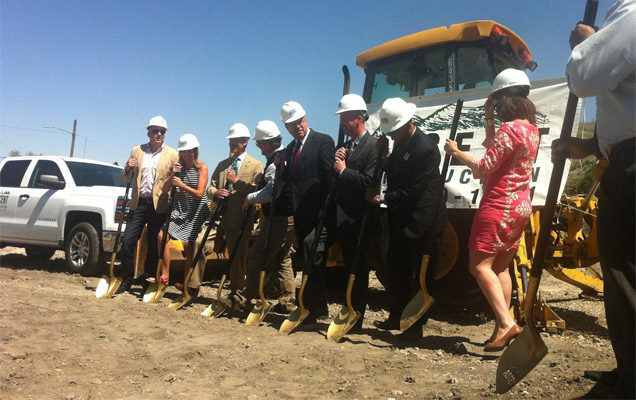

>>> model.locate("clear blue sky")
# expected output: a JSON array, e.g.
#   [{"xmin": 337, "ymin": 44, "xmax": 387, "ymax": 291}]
[{"xmin": 1, "ymin": 0, "xmax": 610, "ymax": 165}]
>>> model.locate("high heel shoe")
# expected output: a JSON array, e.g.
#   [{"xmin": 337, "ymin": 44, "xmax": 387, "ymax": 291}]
[{"xmin": 484, "ymin": 324, "xmax": 522, "ymax": 352}]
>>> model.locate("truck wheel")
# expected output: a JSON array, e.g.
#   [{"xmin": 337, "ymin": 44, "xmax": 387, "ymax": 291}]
[
  {"xmin": 25, "ymin": 246, "xmax": 56, "ymax": 261},
  {"xmin": 65, "ymin": 222, "xmax": 101, "ymax": 276}
]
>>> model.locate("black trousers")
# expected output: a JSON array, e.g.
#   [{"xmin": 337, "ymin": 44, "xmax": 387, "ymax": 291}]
[
  {"xmin": 386, "ymin": 225, "xmax": 442, "ymax": 328},
  {"xmin": 337, "ymin": 216, "xmax": 374, "ymax": 321},
  {"xmin": 597, "ymin": 139, "xmax": 635, "ymax": 399},
  {"xmin": 119, "ymin": 199, "xmax": 167, "ymax": 279},
  {"xmin": 299, "ymin": 220, "xmax": 337, "ymax": 315}
]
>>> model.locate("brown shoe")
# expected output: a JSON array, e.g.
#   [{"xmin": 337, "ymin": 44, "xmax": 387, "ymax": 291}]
[{"xmin": 484, "ymin": 324, "xmax": 522, "ymax": 352}]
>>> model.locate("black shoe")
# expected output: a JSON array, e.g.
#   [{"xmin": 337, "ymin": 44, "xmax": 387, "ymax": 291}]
[
  {"xmin": 584, "ymin": 369, "xmax": 618, "ymax": 386},
  {"xmin": 374, "ymin": 318, "xmax": 400, "ymax": 331},
  {"xmin": 349, "ymin": 319, "xmax": 364, "ymax": 333},
  {"xmin": 398, "ymin": 325, "xmax": 423, "ymax": 342},
  {"xmin": 131, "ymin": 273, "xmax": 149, "ymax": 285},
  {"xmin": 305, "ymin": 309, "xmax": 331, "ymax": 324},
  {"xmin": 115, "ymin": 278, "xmax": 132, "ymax": 294}
]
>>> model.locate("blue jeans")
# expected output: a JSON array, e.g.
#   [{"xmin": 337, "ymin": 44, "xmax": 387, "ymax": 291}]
[{"xmin": 119, "ymin": 199, "xmax": 167, "ymax": 279}]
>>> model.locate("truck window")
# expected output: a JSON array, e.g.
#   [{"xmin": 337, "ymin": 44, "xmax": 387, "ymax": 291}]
[
  {"xmin": 29, "ymin": 160, "xmax": 64, "ymax": 189},
  {"xmin": 66, "ymin": 161, "xmax": 126, "ymax": 187},
  {"xmin": 0, "ymin": 160, "xmax": 31, "ymax": 187}
]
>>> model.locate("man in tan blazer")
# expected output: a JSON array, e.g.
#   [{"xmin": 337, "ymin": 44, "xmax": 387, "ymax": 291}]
[
  {"xmin": 117, "ymin": 116, "xmax": 179, "ymax": 294},
  {"xmin": 186, "ymin": 123, "xmax": 263, "ymax": 297}
]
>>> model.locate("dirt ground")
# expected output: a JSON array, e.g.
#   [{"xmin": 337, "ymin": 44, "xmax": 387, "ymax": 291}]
[{"xmin": 0, "ymin": 246, "xmax": 620, "ymax": 400}]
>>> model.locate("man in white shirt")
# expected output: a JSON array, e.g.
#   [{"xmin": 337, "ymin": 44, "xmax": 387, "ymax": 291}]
[
  {"xmin": 554, "ymin": 2, "xmax": 635, "ymax": 396},
  {"xmin": 117, "ymin": 116, "xmax": 178, "ymax": 294}
]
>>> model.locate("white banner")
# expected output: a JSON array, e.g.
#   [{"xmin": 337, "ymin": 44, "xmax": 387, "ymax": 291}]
[{"xmin": 365, "ymin": 78, "xmax": 578, "ymax": 209}]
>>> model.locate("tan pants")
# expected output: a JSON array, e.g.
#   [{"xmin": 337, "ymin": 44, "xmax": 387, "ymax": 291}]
[
  {"xmin": 235, "ymin": 215, "xmax": 295, "ymax": 307},
  {"xmin": 188, "ymin": 212, "xmax": 253, "ymax": 293}
]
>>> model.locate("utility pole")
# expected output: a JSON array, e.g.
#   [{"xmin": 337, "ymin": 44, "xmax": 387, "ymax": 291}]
[{"xmin": 70, "ymin": 119, "xmax": 77, "ymax": 157}]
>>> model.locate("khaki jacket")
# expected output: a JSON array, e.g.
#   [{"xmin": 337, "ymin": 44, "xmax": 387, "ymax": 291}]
[
  {"xmin": 209, "ymin": 153, "xmax": 263, "ymax": 229},
  {"xmin": 122, "ymin": 143, "xmax": 179, "ymax": 213}
]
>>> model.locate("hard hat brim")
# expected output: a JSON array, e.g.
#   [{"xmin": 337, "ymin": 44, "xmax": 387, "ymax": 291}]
[
  {"xmin": 282, "ymin": 112, "xmax": 306, "ymax": 124},
  {"xmin": 381, "ymin": 103, "xmax": 416, "ymax": 133}
]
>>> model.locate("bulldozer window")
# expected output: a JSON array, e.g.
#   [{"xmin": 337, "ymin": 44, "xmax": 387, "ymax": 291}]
[{"xmin": 456, "ymin": 46, "xmax": 496, "ymax": 90}]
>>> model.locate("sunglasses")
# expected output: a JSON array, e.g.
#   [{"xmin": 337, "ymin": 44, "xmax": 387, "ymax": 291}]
[{"xmin": 149, "ymin": 129, "xmax": 166, "ymax": 135}]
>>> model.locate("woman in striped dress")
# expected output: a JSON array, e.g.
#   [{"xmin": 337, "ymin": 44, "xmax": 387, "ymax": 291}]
[{"xmin": 156, "ymin": 133, "xmax": 211, "ymax": 286}]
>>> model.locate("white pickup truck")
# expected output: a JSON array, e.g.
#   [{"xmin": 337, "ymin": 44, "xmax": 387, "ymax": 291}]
[{"xmin": 0, "ymin": 156, "xmax": 127, "ymax": 276}]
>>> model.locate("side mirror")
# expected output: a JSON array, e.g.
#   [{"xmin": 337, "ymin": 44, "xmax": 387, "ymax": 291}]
[{"xmin": 39, "ymin": 174, "xmax": 66, "ymax": 190}]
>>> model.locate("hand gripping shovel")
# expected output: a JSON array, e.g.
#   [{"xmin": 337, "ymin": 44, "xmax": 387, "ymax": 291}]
[
  {"xmin": 168, "ymin": 194, "xmax": 225, "ymax": 310},
  {"xmin": 400, "ymin": 99, "xmax": 463, "ymax": 331},
  {"xmin": 496, "ymin": 1, "xmax": 598, "ymax": 393},
  {"xmin": 280, "ymin": 65, "xmax": 350, "ymax": 335},
  {"xmin": 97, "ymin": 171, "xmax": 135, "ymax": 298},
  {"xmin": 245, "ymin": 165, "xmax": 282, "ymax": 325},
  {"xmin": 201, "ymin": 204, "xmax": 254, "ymax": 318},
  {"xmin": 143, "ymin": 187, "xmax": 177, "ymax": 303},
  {"xmin": 327, "ymin": 149, "xmax": 384, "ymax": 342}
]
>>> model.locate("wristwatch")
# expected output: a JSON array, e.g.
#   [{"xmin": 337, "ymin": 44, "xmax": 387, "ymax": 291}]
[
  {"xmin": 375, "ymin": 194, "xmax": 384, "ymax": 205},
  {"xmin": 484, "ymin": 117, "xmax": 494, "ymax": 127}
]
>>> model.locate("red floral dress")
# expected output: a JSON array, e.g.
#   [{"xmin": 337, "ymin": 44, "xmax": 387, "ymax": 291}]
[{"xmin": 468, "ymin": 120, "xmax": 540, "ymax": 253}]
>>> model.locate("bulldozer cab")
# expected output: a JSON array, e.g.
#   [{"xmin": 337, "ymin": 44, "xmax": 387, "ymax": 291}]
[{"xmin": 357, "ymin": 21, "xmax": 535, "ymax": 104}]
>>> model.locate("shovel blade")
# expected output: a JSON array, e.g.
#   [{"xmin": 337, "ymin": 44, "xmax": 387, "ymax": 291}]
[
  {"xmin": 148, "ymin": 282, "xmax": 168, "ymax": 303},
  {"xmin": 495, "ymin": 327, "xmax": 548, "ymax": 393},
  {"xmin": 245, "ymin": 300, "xmax": 272, "ymax": 326},
  {"xmin": 142, "ymin": 283, "xmax": 158, "ymax": 303},
  {"xmin": 105, "ymin": 277, "xmax": 123, "ymax": 298},
  {"xmin": 95, "ymin": 276, "xmax": 110, "ymax": 298},
  {"xmin": 327, "ymin": 306, "xmax": 361, "ymax": 343},
  {"xmin": 279, "ymin": 307, "xmax": 310, "ymax": 335},
  {"xmin": 400, "ymin": 290, "xmax": 435, "ymax": 331},
  {"xmin": 168, "ymin": 293, "xmax": 192, "ymax": 310},
  {"xmin": 201, "ymin": 300, "xmax": 227, "ymax": 318}
]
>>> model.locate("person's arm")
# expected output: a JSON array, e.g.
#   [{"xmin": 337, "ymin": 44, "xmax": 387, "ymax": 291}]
[
  {"xmin": 339, "ymin": 146, "xmax": 376, "ymax": 190},
  {"xmin": 247, "ymin": 163, "xmax": 276, "ymax": 205},
  {"xmin": 566, "ymin": 1, "xmax": 636, "ymax": 97}
]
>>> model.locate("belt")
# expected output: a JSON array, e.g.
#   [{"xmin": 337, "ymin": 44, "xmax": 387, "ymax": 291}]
[{"xmin": 139, "ymin": 197, "xmax": 154, "ymax": 203}]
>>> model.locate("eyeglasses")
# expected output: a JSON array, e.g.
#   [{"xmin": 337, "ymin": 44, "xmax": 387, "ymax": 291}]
[{"xmin": 149, "ymin": 129, "xmax": 166, "ymax": 135}]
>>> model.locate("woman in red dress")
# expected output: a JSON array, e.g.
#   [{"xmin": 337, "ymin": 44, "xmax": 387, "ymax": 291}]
[{"xmin": 444, "ymin": 69, "xmax": 539, "ymax": 351}]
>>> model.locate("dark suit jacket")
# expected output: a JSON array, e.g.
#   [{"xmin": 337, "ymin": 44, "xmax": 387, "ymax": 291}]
[
  {"xmin": 286, "ymin": 129, "xmax": 335, "ymax": 233},
  {"xmin": 336, "ymin": 132, "xmax": 379, "ymax": 225},
  {"xmin": 384, "ymin": 127, "xmax": 447, "ymax": 239}
]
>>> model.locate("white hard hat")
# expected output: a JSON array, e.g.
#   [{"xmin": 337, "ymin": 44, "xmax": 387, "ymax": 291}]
[
  {"xmin": 226, "ymin": 123, "xmax": 251, "ymax": 139},
  {"xmin": 491, "ymin": 68, "xmax": 531, "ymax": 94},
  {"xmin": 281, "ymin": 101, "xmax": 306, "ymax": 124},
  {"xmin": 379, "ymin": 98, "xmax": 416, "ymax": 133},
  {"xmin": 253, "ymin": 120, "xmax": 281, "ymax": 141},
  {"xmin": 147, "ymin": 116, "xmax": 168, "ymax": 131},
  {"xmin": 177, "ymin": 133, "xmax": 199, "ymax": 151},
  {"xmin": 335, "ymin": 94, "xmax": 367, "ymax": 114}
]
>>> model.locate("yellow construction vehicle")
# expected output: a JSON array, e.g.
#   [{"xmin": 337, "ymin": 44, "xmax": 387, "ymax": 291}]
[{"xmin": 353, "ymin": 20, "xmax": 602, "ymax": 331}]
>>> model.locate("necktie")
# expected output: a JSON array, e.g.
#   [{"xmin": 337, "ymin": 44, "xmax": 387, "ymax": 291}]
[
  {"xmin": 227, "ymin": 156, "xmax": 238, "ymax": 192},
  {"xmin": 292, "ymin": 141, "xmax": 302, "ymax": 171}
]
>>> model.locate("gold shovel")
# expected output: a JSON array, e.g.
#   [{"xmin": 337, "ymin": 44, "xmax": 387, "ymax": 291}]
[
  {"xmin": 400, "ymin": 99, "xmax": 463, "ymax": 331},
  {"xmin": 327, "ymin": 148, "xmax": 383, "ymax": 342},
  {"xmin": 245, "ymin": 271, "xmax": 272, "ymax": 325},
  {"xmin": 245, "ymin": 166, "xmax": 282, "ymax": 326},
  {"xmin": 144, "ymin": 187, "xmax": 177, "ymax": 303},
  {"xmin": 496, "ymin": 2, "xmax": 598, "ymax": 392},
  {"xmin": 97, "ymin": 171, "xmax": 135, "ymax": 298},
  {"xmin": 168, "ymin": 200, "xmax": 223, "ymax": 310},
  {"xmin": 279, "ymin": 274, "xmax": 310, "ymax": 334},
  {"xmin": 201, "ymin": 205, "xmax": 254, "ymax": 318}
]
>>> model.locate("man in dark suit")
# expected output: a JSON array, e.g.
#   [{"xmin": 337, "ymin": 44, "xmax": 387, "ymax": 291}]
[
  {"xmin": 333, "ymin": 94, "xmax": 379, "ymax": 330},
  {"xmin": 282, "ymin": 101, "xmax": 335, "ymax": 320},
  {"xmin": 366, "ymin": 97, "xmax": 447, "ymax": 340}
]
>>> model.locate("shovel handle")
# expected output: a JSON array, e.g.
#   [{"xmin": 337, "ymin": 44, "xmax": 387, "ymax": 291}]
[{"xmin": 531, "ymin": 0, "xmax": 598, "ymax": 280}]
